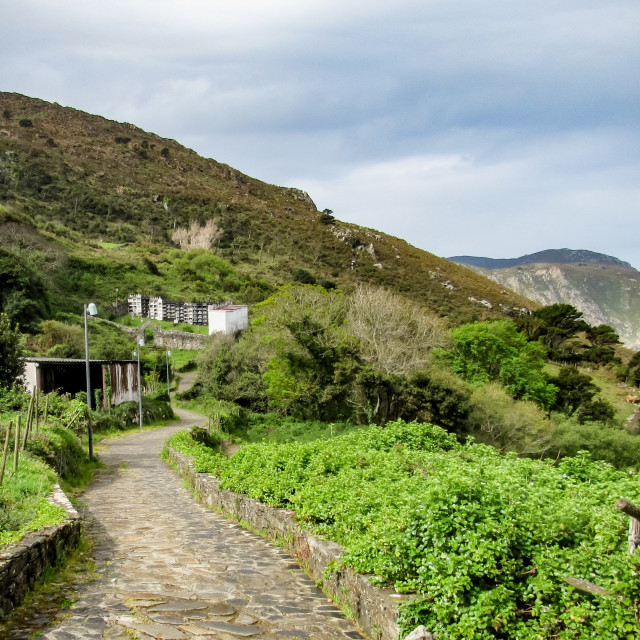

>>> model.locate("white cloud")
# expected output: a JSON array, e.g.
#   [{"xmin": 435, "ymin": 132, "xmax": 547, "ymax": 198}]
[{"xmin": 1, "ymin": 0, "xmax": 639, "ymax": 268}]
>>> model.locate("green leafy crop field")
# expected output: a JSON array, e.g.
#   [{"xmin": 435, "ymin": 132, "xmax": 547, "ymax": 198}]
[{"xmin": 166, "ymin": 422, "xmax": 640, "ymax": 639}]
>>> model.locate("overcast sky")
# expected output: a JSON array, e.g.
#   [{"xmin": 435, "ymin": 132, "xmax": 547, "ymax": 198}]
[{"xmin": 2, "ymin": 0, "xmax": 639, "ymax": 268}]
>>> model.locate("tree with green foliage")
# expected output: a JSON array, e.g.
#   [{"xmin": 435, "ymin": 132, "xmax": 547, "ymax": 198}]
[
  {"xmin": 585, "ymin": 323, "xmax": 620, "ymax": 347},
  {"xmin": 0, "ymin": 245, "xmax": 51, "ymax": 332},
  {"xmin": 582, "ymin": 324, "xmax": 621, "ymax": 365},
  {"xmin": 547, "ymin": 366, "xmax": 615, "ymax": 423},
  {"xmin": 445, "ymin": 320, "xmax": 557, "ymax": 408},
  {"xmin": 625, "ymin": 350, "xmax": 640, "ymax": 386},
  {"xmin": 516, "ymin": 304, "xmax": 589, "ymax": 360},
  {"xmin": 0, "ymin": 313, "xmax": 23, "ymax": 388},
  {"xmin": 196, "ymin": 333, "xmax": 269, "ymax": 411}
]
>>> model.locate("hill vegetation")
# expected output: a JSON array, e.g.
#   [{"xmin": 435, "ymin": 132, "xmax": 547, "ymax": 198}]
[
  {"xmin": 449, "ymin": 251, "xmax": 640, "ymax": 349},
  {"xmin": 166, "ymin": 422, "xmax": 640, "ymax": 640},
  {"xmin": 0, "ymin": 91, "xmax": 534, "ymax": 332},
  {"xmin": 1, "ymin": 93, "xmax": 639, "ymax": 638}
]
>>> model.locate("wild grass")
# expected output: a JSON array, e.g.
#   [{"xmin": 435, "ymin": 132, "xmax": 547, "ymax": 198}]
[{"xmin": 0, "ymin": 452, "xmax": 65, "ymax": 546}]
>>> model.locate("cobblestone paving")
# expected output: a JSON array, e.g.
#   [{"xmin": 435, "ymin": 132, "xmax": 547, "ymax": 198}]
[{"xmin": 6, "ymin": 410, "xmax": 364, "ymax": 640}]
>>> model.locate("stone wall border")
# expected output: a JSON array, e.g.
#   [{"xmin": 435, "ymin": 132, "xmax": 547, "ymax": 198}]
[
  {"xmin": 167, "ymin": 447, "xmax": 413, "ymax": 640},
  {"xmin": 0, "ymin": 485, "xmax": 82, "ymax": 619}
]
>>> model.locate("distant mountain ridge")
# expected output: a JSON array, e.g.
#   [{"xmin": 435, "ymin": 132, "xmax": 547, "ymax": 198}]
[
  {"xmin": 448, "ymin": 250, "xmax": 640, "ymax": 349},
  {"xmin": 448, "ymin": 249, "xmax": 633, "ymax": 271}
]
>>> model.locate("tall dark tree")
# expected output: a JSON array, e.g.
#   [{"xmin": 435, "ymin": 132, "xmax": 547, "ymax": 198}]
[
  {"xmin": 549, "ymin": 367, "xmax": 602, "ymax": 421},
  {"xmin": 585, "ymin": 324, "xmax": 620, "ymax": 347},
  {"xmin": 0, "ymin": 313, "xmax": 23, "ymax": 388},
  {"xmin": 527, "ymin": 304, "xmax": 589, "ymax": 355}
]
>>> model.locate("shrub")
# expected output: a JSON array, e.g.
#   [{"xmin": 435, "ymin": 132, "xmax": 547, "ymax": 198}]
[
  {"xmin": 293, "ymin": 268, "xmax": 316, "ymax": 284},
  {"xmin": 0, "ymin": 385, "xmax": 29, "ymax": 413},
  {"xmin": 26, "ymin": 425, "xmax": 87, "ymax": 479},
  {"xmin": 167, "ymin": 420, "xmax": 640, "ymax": 639}
]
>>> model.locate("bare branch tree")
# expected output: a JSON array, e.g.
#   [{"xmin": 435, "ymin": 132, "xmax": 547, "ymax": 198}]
[
  {"xmin": 346, "ymin": 285, "xmax": 450, "ymax": 375},
  {"xmin": 171, "ymin": 219, "xmax": 223, "ymax": 250}
]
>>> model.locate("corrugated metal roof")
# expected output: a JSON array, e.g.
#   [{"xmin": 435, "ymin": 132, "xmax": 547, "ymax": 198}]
[
  {"xmin": 207, "ymin": 304, "xmax": 247, "ymax": 311},
  {"xmin": 23, "ymin": 357, "xmax": 136, "ymax": 365}
]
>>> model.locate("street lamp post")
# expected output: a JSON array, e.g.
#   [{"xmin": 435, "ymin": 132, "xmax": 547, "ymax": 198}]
[
  {"xmin": 115, "ymin": 288, "xmax": 119, "ymax": 313},
  {"xmin": 166, "ymin": 350, "xmax": 172, "ymax": 404},
  {"xmin": 84, "ymin": 302, "xmax": 98, "ymax": 459},
  {"xmin": 134, "ymin": 338, "xmax": 144, "ymax": 431}
]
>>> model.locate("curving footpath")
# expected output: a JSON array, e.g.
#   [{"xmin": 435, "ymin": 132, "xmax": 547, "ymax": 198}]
[{"xmin": 5, "ymin": 409, "xmax": 364, "ymax": 640}]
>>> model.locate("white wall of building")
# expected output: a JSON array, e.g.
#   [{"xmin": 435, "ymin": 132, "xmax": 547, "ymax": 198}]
[
  {"xmin": 22, "ymin": 362, "xmax": 38, "ymax": 393},
  {"xmin": 208, "ymin": 305, "xmax": 249, "ymax": 335}
]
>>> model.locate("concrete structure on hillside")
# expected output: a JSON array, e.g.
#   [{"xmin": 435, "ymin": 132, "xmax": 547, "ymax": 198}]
[
  {"xmin": 208, "ymin": 304, "xmax": 249, "ymax": 335},
  {"xmin": 22, "ymin": 357, "xmax": 138, "ymax": 408},
  {"xmin": 186, "ymin": 301, "xmax": 209, "ymax": 325}
]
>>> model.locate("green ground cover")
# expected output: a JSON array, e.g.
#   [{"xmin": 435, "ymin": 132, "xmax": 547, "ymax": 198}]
[
  {"xmin": 114, "ymin": 316, "xmax": 208, "ymax": 335},
  {"xmin": 170, "ymin": 348, "xmax": 199, "ymax": 371},
  {"xmin": 165, "ymin": 421, "xmax": 640, "ymax": 640},
  {"xmin": 0, "ymin": 453, "xmax": 67, "ymax": 546}
]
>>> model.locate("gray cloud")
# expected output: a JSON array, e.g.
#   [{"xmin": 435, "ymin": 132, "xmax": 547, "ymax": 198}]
[{"xmin": 1, "ymin": 0, "xmax": 638, "ymax": 267}]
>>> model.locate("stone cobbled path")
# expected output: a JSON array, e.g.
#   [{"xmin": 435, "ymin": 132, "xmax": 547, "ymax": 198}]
[{"xmin": 7, "ymin": 409, "xmax": 364, "ymax": 640}]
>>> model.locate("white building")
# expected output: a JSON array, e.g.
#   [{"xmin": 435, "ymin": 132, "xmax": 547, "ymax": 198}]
[
  {"xmin": 128, "ymin": 294, "xmax": 149, "ymax": 317},
  {"xmin": 148, "ymin": 296, "xmax": 164, "ymax": 321},
  {"xmin": 208, "ymin": 304, "xmax": 249, "ymax": 335}
]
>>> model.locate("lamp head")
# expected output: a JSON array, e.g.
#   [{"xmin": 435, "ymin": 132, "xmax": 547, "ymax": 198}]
[{"xmin": 87, "ymin": 303, "xmax": 98, "ymax": 316}]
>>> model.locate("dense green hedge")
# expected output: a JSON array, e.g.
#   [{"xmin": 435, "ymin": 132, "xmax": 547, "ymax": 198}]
[{"xmin": 165, "ymin": 421, "xmax": 640, "ymax": 639}]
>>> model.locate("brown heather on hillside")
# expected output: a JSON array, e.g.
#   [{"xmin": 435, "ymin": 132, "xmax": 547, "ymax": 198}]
[{"xmin": 0, "ymin": 92, "xmax": 535, "ymax": 322}]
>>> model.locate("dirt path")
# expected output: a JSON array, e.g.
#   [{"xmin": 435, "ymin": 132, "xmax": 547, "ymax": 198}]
[
  {"xmin": 176, "ymin": 372, "xmax": 197, "ymax": 394},
  {"xmin": 5, "ymin": 408, "xmax": 362, "ymax": 640}
]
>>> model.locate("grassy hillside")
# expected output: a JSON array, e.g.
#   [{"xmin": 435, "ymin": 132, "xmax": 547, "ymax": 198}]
[{"xmin": 0, "ymin": 92, "xmax": 534, "ymax": 327}]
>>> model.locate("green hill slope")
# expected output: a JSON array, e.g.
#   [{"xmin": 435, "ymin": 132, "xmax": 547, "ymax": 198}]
[{"xmin": 0, "ymin": 92, "xmax": 534, "ymax": 327}]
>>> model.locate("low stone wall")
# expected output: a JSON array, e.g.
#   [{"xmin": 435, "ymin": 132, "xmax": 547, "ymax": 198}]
[
  {"xmin": 153, "ymin": 327, "xmax": 207, "ymax": 350},
  {"xmin": 167, "ymin": 448, "xmax": 410, "ymax": 640},
  {"xmin": 98, "ymin": 318, "xmax": 208, "ymax": 350},
  {"xmin": 0, "ymin": 485, "xmax": 82, "ymax": 619}
]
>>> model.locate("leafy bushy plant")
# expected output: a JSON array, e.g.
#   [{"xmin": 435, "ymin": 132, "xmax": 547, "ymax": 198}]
[
  {"xmin": 444, "ymin": 319, "xmax": 557, "ymax": 408},
  {"xmin": 26, "ymin": 425, "xmax": 88, "ymax": 479},
  {"xmin": 0, "ymin": 384, "xmax": 29, "ymax": 413},
  {"xmin": 0, "ymin": 313, "xmax": 24, "ymax": 387},
  {"xmin": 166, "ymin": 420, "xmax": 640, "ymax": 639}
]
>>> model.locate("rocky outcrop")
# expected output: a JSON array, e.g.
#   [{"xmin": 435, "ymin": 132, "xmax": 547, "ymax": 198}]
[{"xmin": 451, "ymin": 259, "xmax": 640, "ymax": 350}]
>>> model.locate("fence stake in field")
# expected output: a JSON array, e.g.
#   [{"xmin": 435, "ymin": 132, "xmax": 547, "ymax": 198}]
[
  {"xmin": 615, "ymin": 498, "xmax": 640, "ymax": 554},
  {"xmin": 43, "ymin": 393, "xmax": 49, "ymax": 427},
  {"xmin": 13, "ymin": 415, "xmax": 21, "ymax": 473},
  {"xmin": 0, "ymin": 421, "xmax": 12, "ymax": 486},
  {"xmin": 34, "ymin": 388, "xmax": 40, "ymax": 433},
  {"xmin": 22, "ymin": 391, "xmax": 35, "ymax": 451}
]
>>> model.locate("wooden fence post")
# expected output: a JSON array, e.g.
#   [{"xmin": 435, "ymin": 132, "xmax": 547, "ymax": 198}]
[
  {"xmin": 0, "ymin": 421, "xmax": 11, "ymax": 486},
  {"xmin": 615, "ymin": 498, "xmax": 640, "ymax": 554},
  {"xmin": 13, "ymin": 415, "xmax": 21, "ymax": 473},
  {"xmin": 43, "ymin": 393, "xmax": 49, "ymax": 427}
]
